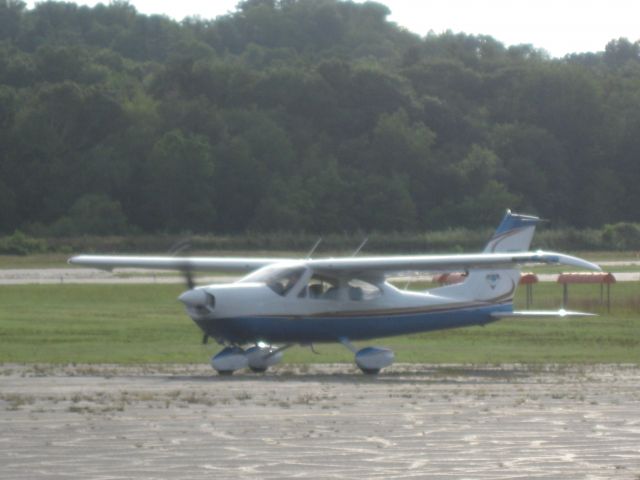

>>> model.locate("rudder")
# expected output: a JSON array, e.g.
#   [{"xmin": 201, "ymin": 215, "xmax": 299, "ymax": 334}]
[{"xmin": 483, "ymin": 210, "xmax": 541, "ymax": 253}]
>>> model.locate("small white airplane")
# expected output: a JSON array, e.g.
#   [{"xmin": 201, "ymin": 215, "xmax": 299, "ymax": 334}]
[{"xmin": 70, "ymin": 210, "xmax": 600, "ymax": 375}]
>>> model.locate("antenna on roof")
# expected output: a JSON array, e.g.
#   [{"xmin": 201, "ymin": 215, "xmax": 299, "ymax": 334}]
[
  {"xmin": 306, "ymin": 237, "xmax": 323, "ymax": 259},
  {"xmin": 352, "ymin": 237, "xmax": 368, "ymax": 257}
]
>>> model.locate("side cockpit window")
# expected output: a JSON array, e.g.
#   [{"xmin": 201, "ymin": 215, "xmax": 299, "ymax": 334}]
[
  {"xmin": 302, "ymin": 274, "xmax": 339, "ymax": 300},
  {"xmin": 299, "ymin": 274, "xmax": 382, "ymax": 301},
  {"xmin": 267, "ymin": 267, "xmax": 305, "ymax": 296}
]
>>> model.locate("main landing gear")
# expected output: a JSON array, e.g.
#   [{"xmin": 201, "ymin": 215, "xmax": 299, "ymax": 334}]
[{"xmin": 339, "ymin": 338, "xmax": 395, "ymax": 375}]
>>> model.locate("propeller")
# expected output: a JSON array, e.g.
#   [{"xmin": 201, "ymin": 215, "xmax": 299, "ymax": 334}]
[
  {"xmin": 177, "ymin": 267, "xmax": 215, "ymax": 344},
  {"xmin": 183, "ymin": 263, "xmax": 196, "ymax": 290},
  {"xmin": 169, "ymin": 239, "xmax": 211, "ymax": 344},
  {"xmin": 169, "ymin": 238, "xmax": 197, "ymax": 289}
]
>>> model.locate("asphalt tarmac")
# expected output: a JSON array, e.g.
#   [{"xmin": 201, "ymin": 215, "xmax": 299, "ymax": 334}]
[{"xmin": 1, "ymin": 363, "xmax": 639, "ymax": 479}]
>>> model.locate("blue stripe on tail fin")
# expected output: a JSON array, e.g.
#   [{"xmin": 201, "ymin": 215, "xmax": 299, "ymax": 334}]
[{"xmin": 483, "ymin": 210, "xmax": 541, "ymax": 253}]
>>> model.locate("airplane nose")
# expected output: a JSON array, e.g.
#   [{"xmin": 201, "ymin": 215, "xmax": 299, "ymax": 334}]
[{"xmin": 178, "ymin": 289, "xmax": 215, "ymax": 310}]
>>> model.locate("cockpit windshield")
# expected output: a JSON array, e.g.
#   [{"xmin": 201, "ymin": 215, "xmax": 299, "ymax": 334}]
[{"xmin": 240, "ymin": 265, "xmax": 306, "ymax": 296}]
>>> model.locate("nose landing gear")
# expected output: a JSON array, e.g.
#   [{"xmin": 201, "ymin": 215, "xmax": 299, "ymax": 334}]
[
  {"xmin": 210, "ymin": 346, "xmax": 248, "ymax": 375},
  {"xmin": 210, "ymin": 344, "xmax": 288, "ymax": 375}
]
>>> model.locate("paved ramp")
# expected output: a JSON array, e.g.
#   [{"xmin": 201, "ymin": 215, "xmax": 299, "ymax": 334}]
[{"xmin": 1, "ymin": 364, "xmax": 639, "ymax": 479}]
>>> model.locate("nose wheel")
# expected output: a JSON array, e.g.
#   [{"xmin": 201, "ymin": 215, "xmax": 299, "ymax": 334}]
[
  {"xmin": 211, "ymin": 346, "xmax": 248, "ymax": 375},
  {"xmin": 210, "ymin": 344, "xmax": 288, "ymax": 375}
]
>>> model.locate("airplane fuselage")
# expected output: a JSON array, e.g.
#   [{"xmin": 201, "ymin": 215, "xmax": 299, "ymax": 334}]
[
  {"xmin": 193, "ymin": 303, "xmax": 509, "ymax": 344},
  {"xmin": 187, "ymin": 277, "xmax": 512, "ymax": 344}
]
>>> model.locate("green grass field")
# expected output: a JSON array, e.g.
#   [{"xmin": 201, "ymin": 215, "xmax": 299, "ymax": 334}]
[{"xmin": 1, "ymin": 281, "xmax": 638, "ymax": 365}]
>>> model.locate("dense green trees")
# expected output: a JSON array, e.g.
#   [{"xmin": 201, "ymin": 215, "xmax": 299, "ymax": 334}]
[{"xmin": 1, "ymin": 0, "xmax": 639, "ymax": 235}]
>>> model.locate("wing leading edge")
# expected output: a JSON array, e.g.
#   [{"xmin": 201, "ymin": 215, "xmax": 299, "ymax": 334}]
[
  {"xmin": 68, "ymin": 255, "xmax": 285, "ymax": 273},
  {"xmin": 306, "ymin": 250, "xmax": 600, "ymax": 277},
  {"xmin": 69, "ymin": 250, "xmax": 600, "ymax": 276}
]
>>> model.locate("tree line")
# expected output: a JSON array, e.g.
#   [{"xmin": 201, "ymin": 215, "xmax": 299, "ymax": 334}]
[{"xmin": 1, "ymin": 0, "xmax": 640, "ymax": 236}]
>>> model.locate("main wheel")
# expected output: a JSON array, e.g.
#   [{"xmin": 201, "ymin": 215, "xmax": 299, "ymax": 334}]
[
  {"xmin": 360, "ymin": 368, "xmax": 381, "ymax": 375},
  {"xmin": 355, "ymin": 346, "xmax": 394, "ymax": 374}
]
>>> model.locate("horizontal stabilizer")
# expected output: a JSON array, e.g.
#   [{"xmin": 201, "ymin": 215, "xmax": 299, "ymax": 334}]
[{"xmin": 492, "ymin": 310, "xmax": 597, "ymax": 319}]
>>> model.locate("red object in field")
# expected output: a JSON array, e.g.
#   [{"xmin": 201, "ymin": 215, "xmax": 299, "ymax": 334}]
[
  {"xmin": 519, "ymin": 272, "xmax": 538, "ymax": 284},
  {"xmin": 557, "ymin": 272, "xmax": 616, "ymax": 312},
  {"xmin": 519, "ymin": 273, "xmax": 538, "ymax": 309},
  {"xmin": 557, "ymin": 272, "xmax": 616, "ymax": 284}
]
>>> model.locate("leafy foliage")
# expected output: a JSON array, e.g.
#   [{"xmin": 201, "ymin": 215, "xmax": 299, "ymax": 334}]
[
  {"xmin": 1, "ymin": 0, "xmax": 640, "ymax": 236},
  {"xmin": 0, "ymin": 230, "xmax": 47, "ymax": 255},
  {"xmin": 602, "ymin": 223, "xmax": 640, "ymax": 250}
]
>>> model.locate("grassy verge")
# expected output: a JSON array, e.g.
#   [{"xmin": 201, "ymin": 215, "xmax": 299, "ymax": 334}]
[
  {"xmin": 0, "ymin": 282, "xmax": 638, "ymax": 364},
  {"xmin": 0, "ymin": 254, "xmax": 73, "ymax": 268}
]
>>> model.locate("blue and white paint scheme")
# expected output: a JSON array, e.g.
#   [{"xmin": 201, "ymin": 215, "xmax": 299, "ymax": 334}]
[{"xmin": 70, "ymin": 210, "xmax": 600, "ymax": 375}]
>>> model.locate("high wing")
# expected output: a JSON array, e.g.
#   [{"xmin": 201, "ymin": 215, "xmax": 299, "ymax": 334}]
[
  {"xmin": 69, "ymin": 250, "xmax": 600, "ymax": 276},
  {"xmin": 68, "ymin": 255, "xmax": 285, "ymax": 273},
  {"xmin": 307, "ymin": 251, "xmax": 601, "ymax": 279}
]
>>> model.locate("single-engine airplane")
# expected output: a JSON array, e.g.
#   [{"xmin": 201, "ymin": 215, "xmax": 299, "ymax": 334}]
[{"xmin": 70, "ymin": 210, "xmax": 600, "ymax": 375}]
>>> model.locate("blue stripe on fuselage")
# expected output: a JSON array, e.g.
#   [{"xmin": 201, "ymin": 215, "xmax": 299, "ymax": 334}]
[{"xmin": 196, "ymin": 303, "xmax": 512, "ymax": 344}]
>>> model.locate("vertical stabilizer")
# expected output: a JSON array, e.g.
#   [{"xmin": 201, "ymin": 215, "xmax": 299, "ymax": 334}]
[
  {"xmin": 434, "ymin": 210, "xmax": 541, "ymax": 305},
  {"xmin": 483, "ymin": 210, "xmax": 541, "ymax": 253}
]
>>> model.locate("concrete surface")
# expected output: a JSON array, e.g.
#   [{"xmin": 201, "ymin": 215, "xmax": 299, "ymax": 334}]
[{"xmin": 1, "ymin": 363, "xmax": 639, "ymax": 479}]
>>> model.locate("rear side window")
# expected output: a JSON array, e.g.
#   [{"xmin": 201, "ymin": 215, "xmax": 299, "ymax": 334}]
[{"xmin": 348, "ymin": 279, "xmax": 382, "ymax": 300}]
